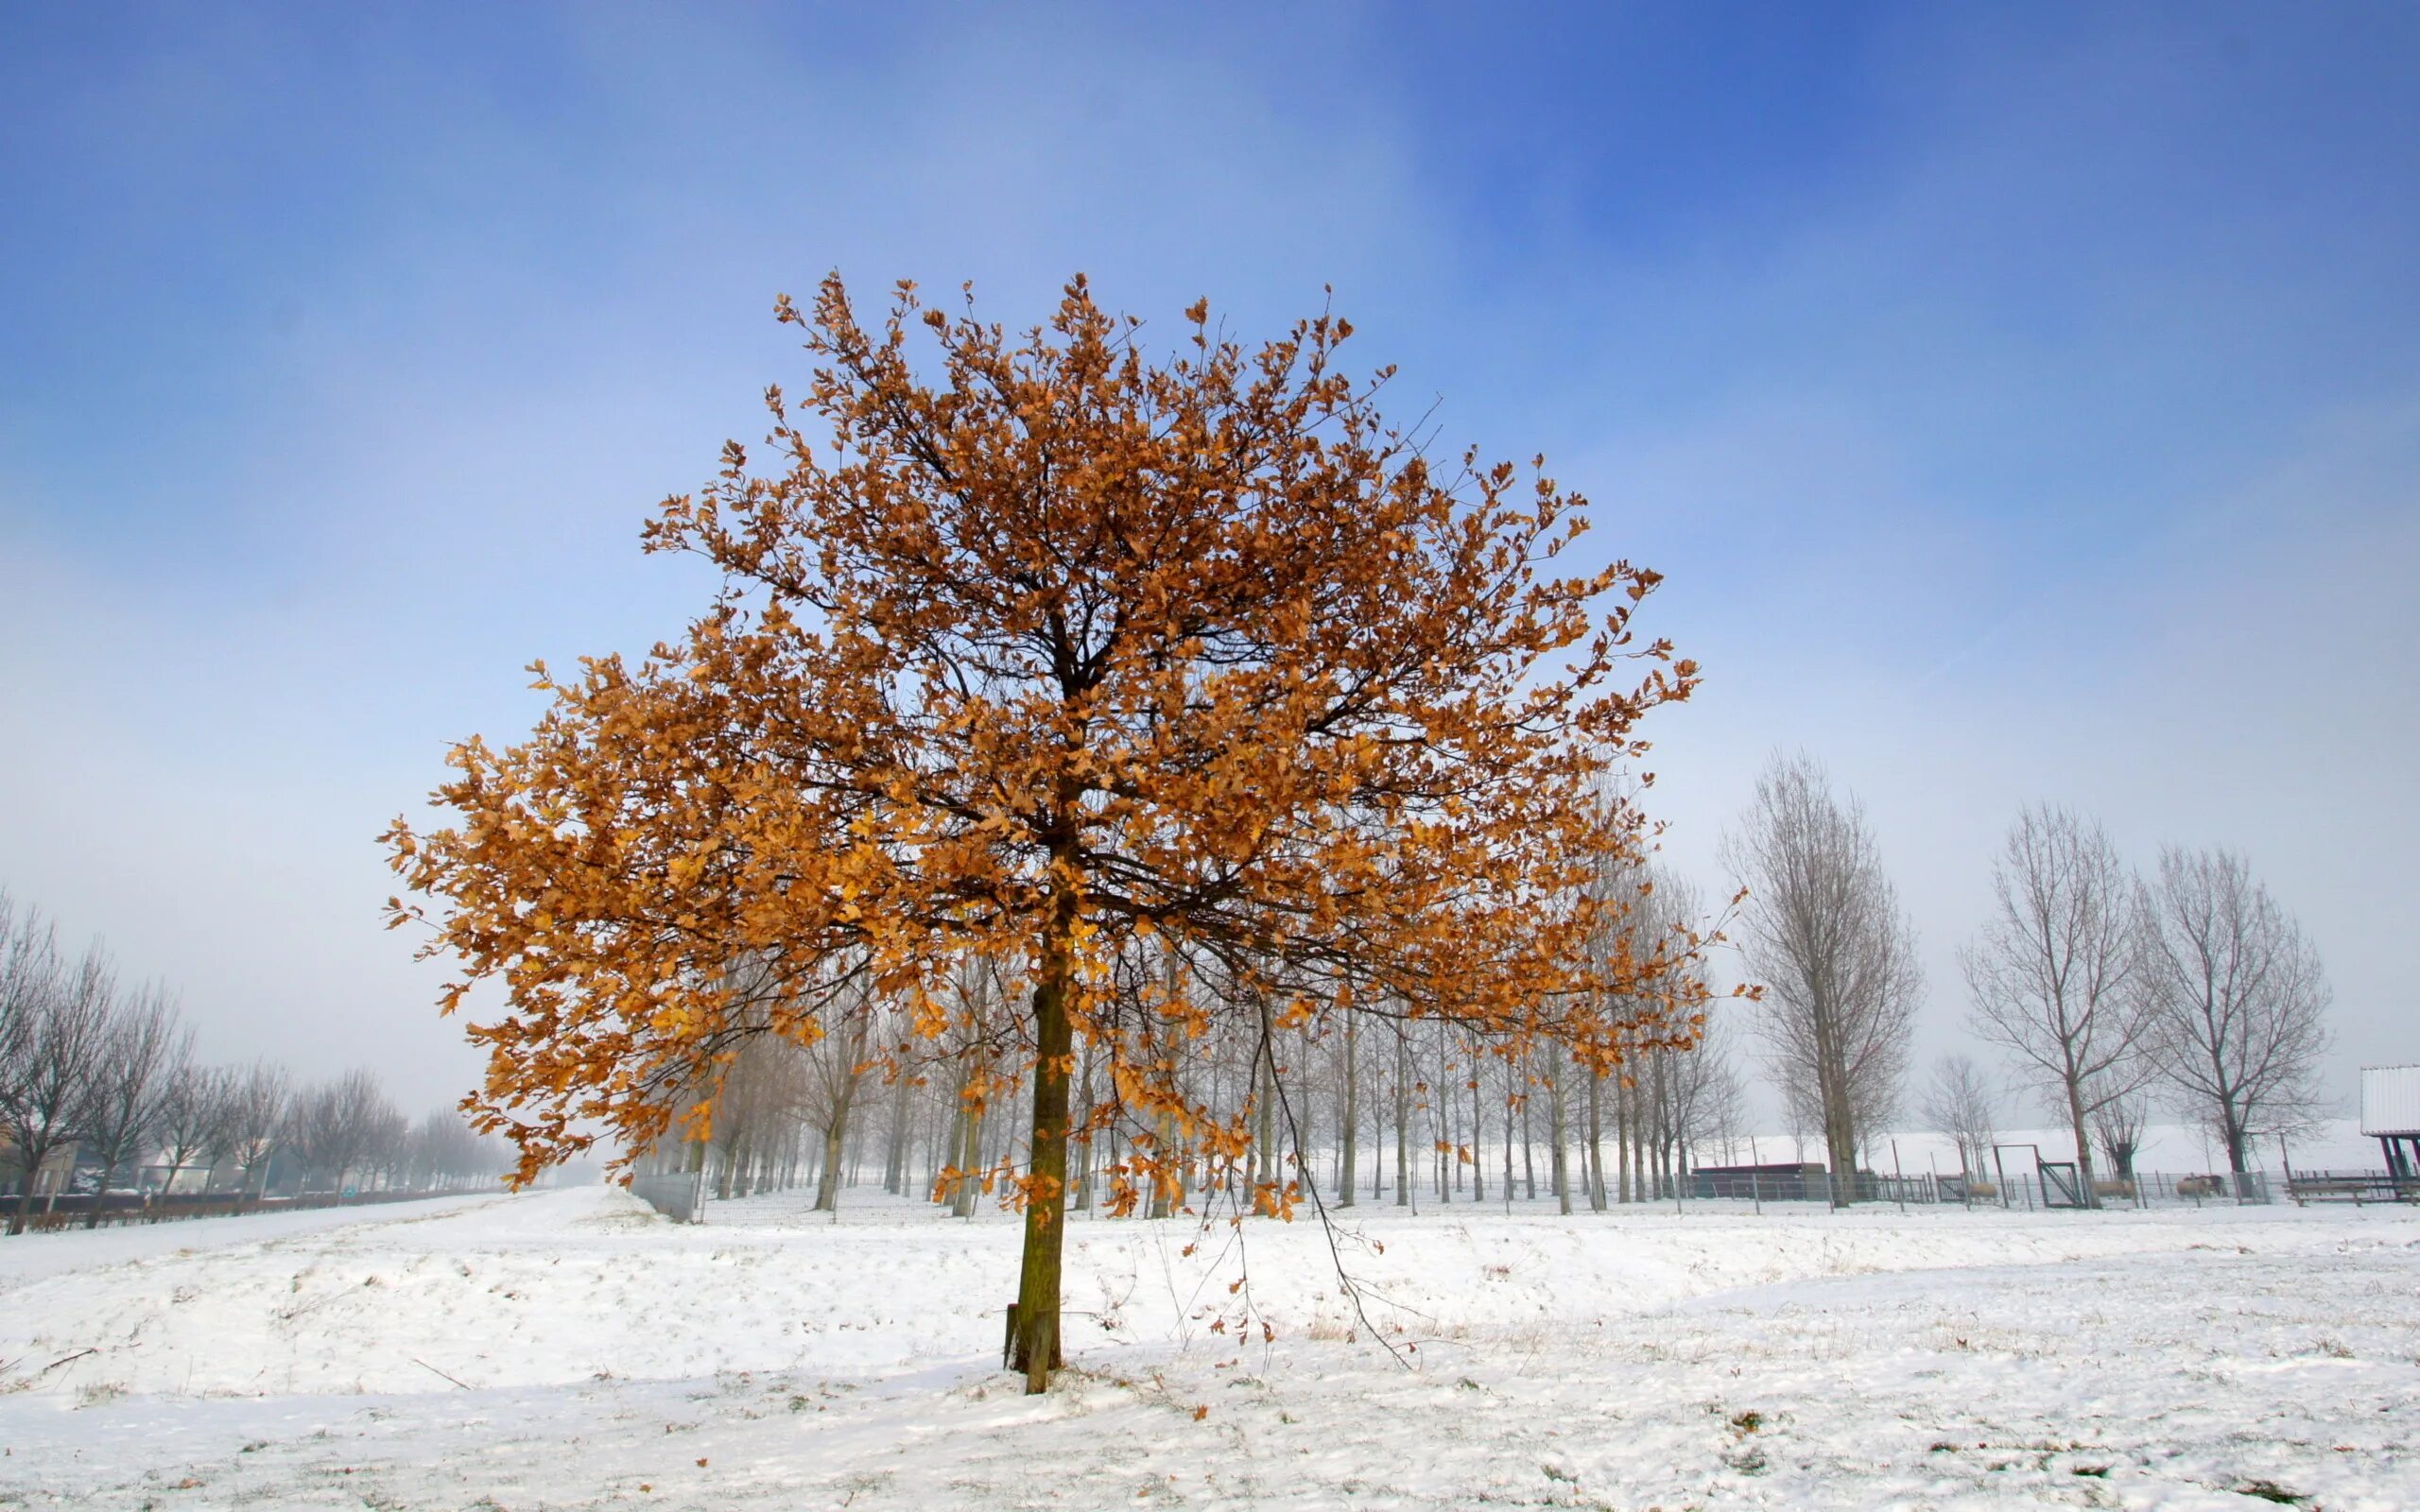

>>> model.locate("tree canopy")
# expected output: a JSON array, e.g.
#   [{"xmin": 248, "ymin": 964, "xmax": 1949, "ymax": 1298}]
[{"xmin": 385, "ymin": 274, "xmax": 1716, "ymax": 1389}]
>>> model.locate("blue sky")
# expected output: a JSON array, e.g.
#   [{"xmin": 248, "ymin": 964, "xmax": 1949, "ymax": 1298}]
[{"xmin": 3, "ymin": 4, "xmax": 2414, "ymax": 1125}]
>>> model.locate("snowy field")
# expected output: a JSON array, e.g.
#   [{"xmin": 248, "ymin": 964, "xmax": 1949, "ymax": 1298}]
[{"xmin": 1, "ymin": 1185, "xmax": 2414, "ymax": 1511}]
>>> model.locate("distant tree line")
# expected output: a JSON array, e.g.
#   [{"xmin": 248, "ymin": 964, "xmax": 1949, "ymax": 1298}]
[
  {"xmin": 637, "ymin": 849, "xmax": 1759, "ymax": 1222},
  {"xmin": 1933, "ymin": 802, "xmax": 2334, "ymax": 1203},
  {"xmin": 0, "ymin": 889, "xmax": 507, "ymax": 1234},
  {"xmin": 1721, "ymin": 754, "xmax": 2334, "ymax": 1205},
  {"xmin": 630, "ymin": 752, "xmax": 2340, "ymax": 1220}
]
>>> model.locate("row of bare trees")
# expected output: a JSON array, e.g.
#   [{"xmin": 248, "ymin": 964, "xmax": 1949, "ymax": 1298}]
[
  {"xmin": 672, "ymin": 757, "xmax": 2334, "ymax": 1220},
  {"xmin": 1, "ymin": 890, "xmax": 504, "ymax": 1233},
  {"xmin": 1957, "ymin": 805, "xmax": 2332, "ymax": 1201},
  {"xmin": 618, "ymin": 754, "xmax": 2338, "ymax": 1220},
  {"xmin": 1723, "ymin": 757, "xmax": 2335, "ymax": 1206},
  {"xmin": 650, "ymin": 859, "xmax": 1756, "ymax": 1224}
]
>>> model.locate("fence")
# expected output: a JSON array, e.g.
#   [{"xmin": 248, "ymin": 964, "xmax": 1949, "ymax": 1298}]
[
  {"xmin": 631, "ymin": 1170, "xmax": 706, "ymax": 1224},
  {"xmin": 2282, "ymin": 1168, "xmax": 2420, "ymax": 1205},
  {"xmin": 0, "ymin": 1185, "xmax": 491, "ymax": 1235},
  {"xmin": 1681, "ymin": 1168, "xmax": 2277, "ymax": 1211}
]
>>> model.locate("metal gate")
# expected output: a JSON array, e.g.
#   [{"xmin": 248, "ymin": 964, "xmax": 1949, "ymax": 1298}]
[{"xmin": 2039, "ymin": 1160, "xmax": 2084, "ymax": 1209}]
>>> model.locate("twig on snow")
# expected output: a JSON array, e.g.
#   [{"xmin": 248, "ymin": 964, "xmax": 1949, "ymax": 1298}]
[{"xmin": 411, "ymin": 1357, "xmax": 473, "ymax": 1390}]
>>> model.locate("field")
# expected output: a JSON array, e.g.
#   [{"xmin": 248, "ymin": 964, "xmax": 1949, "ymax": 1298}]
[{"xmin": 2, "ymin": 1185, "xmax": 2414, "ymax": 1510}]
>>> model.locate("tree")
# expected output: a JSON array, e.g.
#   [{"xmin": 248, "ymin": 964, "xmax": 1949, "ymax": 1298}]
[
  {"xmin": 360, "ymin": 1100, "xmax": 412, "ymax": 1191},
  {"xmin": 78, "ymin": 983, "xmax": 191, "ymax": 1226},
  {"xmin": 0, "ymin": 891, "xmax": 34, "ymax": 1112},
  {"xmin": 1600, "ymin": 868, "xmax": 1737, "ymax": 1200},
  {"xmin": 2, "ymin": 916, "xmax": 112, "ymax": 1234},
  {"xmin": 1921, "ymin": 1054, "xmax": 1997, "ymax": 1183},
  {"xmin": 220, "ymin": 1061, "xmax": 290, "ymax": 1210},
  {"xmin": 1961, "ymin": 805, "xmax": 2155, "ymax": 1207},
  {"xmin": 408, "ymin": 1107, "xmax": 503, "ymax": 1191},
  {"xmin": 2088, "ymin": 1077, "xmax": 2149, "ymax": 1182},
  {"xmin": 1723, "ymin": 753, "xmax": 1920, "ymax": 1202},
  {"xmin": 153, "ymin": 1061, "xmax": 229, "ymax": 1198},
  {"xmin": 386, "ymin": 274, "xmax": 1718, "ymax": 1390},
  {"xmin": 288, "ymin": 1069, "xmax": 398, "ymax": 1198},
  {"xmin": 2139, "ymin": 847, "xmax": 2332, "ymax": 1182},
  {"xmin": 803, "ymin": 978, "xmax": 877, "ymax": 1213}
]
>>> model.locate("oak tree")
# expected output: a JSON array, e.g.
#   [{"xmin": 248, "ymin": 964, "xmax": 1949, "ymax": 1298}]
[{"xmin": 386, "ymin": 275, "xmax": 1715, "ymax": 1391}]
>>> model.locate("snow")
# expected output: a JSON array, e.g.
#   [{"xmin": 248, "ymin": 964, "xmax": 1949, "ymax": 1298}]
[{"xmin": 2, "ymin": 1184, "xmax": 2414, "ymax": 1509}]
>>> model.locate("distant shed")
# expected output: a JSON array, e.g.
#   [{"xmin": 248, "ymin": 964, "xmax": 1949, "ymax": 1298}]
[{"xmin": 2359, "ymin": 1065, "xmax": 2420, "ymax": 1182}]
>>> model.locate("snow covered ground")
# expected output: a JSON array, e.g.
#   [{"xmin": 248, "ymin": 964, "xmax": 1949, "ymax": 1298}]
[{"xmin": 2, "ymin": 1184, "xmax": 2413, "ymax": 1510}]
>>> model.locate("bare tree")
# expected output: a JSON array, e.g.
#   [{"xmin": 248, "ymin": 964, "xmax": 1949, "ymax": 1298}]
[
  {"xmin": 1612, "ymin": 872, "xmax": 1739, "ymax": 1197},
  {"xmin": 287, "ymin": 1069, "xmax": 398, "ymax": 1199},
  {"xmin": 2088, "ymin": 1078, "xmax": 2150, "ymax": 1182},
  {"xmin": 1542, "ymin": 1040, "xmax": 1572, "ymax": 1215},
  {"xmin": 2139, "ymin": 847, "xmax": 2332, "ymax": 1180},
  {"xmin": 1684, "ymin": 1011, "xmax": 1752, "ymax": 1166},
  {"xmin": 359, "ymin": 1100, "xmax": 412, "ymax": 1192},
  {"xmin": 3, "ymin": 926, "xmax": 113, "ymax": 1233},
  {"xmin": 806, "ymin": 985, "xmax": 877, "ymax": 1213},
  {"xmin": 153, "ymin": 1061, "xmax": 229, "ymax": 1198},
  {"xmin": 221, "ymin": 1061, "xmax": 291, "ymax": 1210},
  {"xmin": 1920, "ymin": 1054, "xmax": 1998, "ymax": 1182},
  {"xmin": 1665, "ymin": 1007, "xmax": 1746, "ymax": 1169},
  {"xmin": 408, "ymin": 1107, "xmax": 503, "ymax": 1191},
  {"xmin": 0, "ymin": 890, "xmax": 38, "ymax": 1107},
  {"xmin": 1962, "ymin": 805, "xmax": 2156, "ymax": 1207},
  {"xmin": 1723, "ymin": 753, "xmax": 1921, "ymax": 1201},
  {"xmin": 78, "ymin": 983, "xmax": 192, "ymax": 1226}
]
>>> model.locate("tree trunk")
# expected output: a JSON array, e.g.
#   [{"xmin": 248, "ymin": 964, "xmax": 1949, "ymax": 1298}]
[
  {"xmin": 951, "ymin": 1095, "xmax": 984, "ymax": 1218},
  {"xmin": 1392, "ymin": 1033, "xmax": 1410, "ymax": 1208},
  {"xmin": 1150, "ymin": 1106, "xmax": 1182, "ymax": 1219},
  {"xmin": 2064, "ymin": 1075, "xmax": 2100, "ymax": 1210},
  {"xmin": 816, "ymin": 1120, "xmax": 849, "ymax": 1211},
  {"xmin": 1500, "ymin": 1064, "xmax": 1513, "ymax": 1203},
  {"xmin": 2110, "ymin": 1138, "xmax": 2137, "ymax": 1178},
  {"xmin": 1433, "ymin": 1051, "xmax": 1448, "ymax": 1203},
  {"xmin": 1616, "ymin": 1074, "xmax": 1632, "ymax": 1204},
  {"xmin": 1585, "ymin": 1070, "xmax": 1606, "ymax": 1211},
  {"xmin": 1520, "ymin": 1061, "xmax": 1536, "ymax": 1199},
  {"xmin": 1548, "ymin": 1047, "xmax": 1571, "ymax": 1216},
  {"xmin": 1338, "ymin": 1011, "xmax": 1358, "ymax": 1208},
  {"xmin": 1469, "ymin": 1054, "xmax": 1485, "ymax": 1203},
  {"xmin": 7, "ymin": 1147, "xmax": 49, "ymax": 1235},
  {"xmin": 883, "ymin": 1081, "xmax": 911, "ymax": 1195},
  {"xmin": 1072, "ymin": 1042, "xmax": 1097, "ymax": 1212},
  {"xmin": 83, "ymin": 1150, "xmax": 122, "ymax": 1229},
  {"xmin": 1372, "ymin": 1099, "xmax": 1385, "ymax": 1201},
  {"xmin": 1253, "ymin": 1036, "xmax": 1277, "ymax": 1203},
  {"xmin": 1011, "ymin": 923, "xmax": 1076, "ymax": 1394},
  {"xmin": 1438, "ymin": 1033, "xmax": 1455, "ymax": 1201},
  {"xmin": 1814, "ymin": 1002, "xmax": 1858, "ymax": 1205}
]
